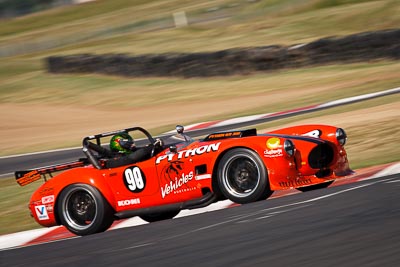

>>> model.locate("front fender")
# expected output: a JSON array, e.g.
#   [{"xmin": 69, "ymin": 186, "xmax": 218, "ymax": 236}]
[{"xmin": 209, "ymin": 139, "xmax": 297, "ymax": 194}]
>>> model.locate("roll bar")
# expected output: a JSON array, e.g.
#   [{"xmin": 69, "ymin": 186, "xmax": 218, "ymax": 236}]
[{"xmin": 82, "ymin": 126, "xmax": 155, "ymax": 169}]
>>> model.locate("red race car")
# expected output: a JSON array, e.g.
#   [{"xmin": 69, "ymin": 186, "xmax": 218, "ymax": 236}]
[{"xmin": 16, "ymin": 124, "xmax": 352, "ymax": 236}]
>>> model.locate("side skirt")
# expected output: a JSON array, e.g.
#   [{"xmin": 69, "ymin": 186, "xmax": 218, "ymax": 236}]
[{"xmin": 114, "ymin": 191, "xmax": 217, "ymax": 220}]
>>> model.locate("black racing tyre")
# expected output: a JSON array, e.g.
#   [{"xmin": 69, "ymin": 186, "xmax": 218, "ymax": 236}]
[
  {"xmin": 217, "ymin": 148, "xmax": 272, "ymax": 204},
  {"xmin": 139, "ymin": 209, "xmax": 180, "ymax": 223},
  {"xmin": 57, "ymin": 184, "xmax": 114, "ymax": 236},
  {"xmin": 296, "ymin": 181, "xmax": 334, "ymax": 192}
]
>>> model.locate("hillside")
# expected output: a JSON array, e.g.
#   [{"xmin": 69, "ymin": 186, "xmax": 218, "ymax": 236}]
[{"xmin": 1, "ymin": 0, "xmax": 399, "ymax": 56}]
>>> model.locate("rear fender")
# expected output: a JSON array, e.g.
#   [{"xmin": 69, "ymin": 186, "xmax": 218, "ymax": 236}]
[{"xmin": 31, "ymin": 168, "xmax": 116, "ymax": 226}]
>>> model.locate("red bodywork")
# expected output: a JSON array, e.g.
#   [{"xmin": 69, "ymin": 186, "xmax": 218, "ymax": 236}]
[{"xmin": 18, "ymin": 124, "xmax": 352, "ymax": 229}]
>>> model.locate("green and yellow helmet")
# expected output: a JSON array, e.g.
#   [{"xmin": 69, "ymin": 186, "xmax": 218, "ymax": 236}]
[{"xmin": 110, "ymin": 132, "xmax": 133, "ymax": 154}]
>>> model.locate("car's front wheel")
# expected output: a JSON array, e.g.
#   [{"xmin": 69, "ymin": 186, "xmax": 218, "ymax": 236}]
[
  {"xmin": 217, "ymin": 148, "xmax": 272, "ymax": 204},
  {"xmin": 57, "ymin": 184, "xmax": 114, "ymax": 236}
]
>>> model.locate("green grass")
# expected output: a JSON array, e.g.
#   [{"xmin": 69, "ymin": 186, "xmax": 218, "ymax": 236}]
[
  {"xmin": 1, "ymin": 60, "xmax": 399, "ymax": 107},
  {"xmin": 0, "ymin": 177, "xmax": 39, "ymax": 235}
]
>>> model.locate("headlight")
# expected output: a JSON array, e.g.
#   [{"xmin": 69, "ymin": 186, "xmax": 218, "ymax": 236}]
[
  {"xmin": 284, "ymin": 139, "xmax": 295, "ymax": 157},
  {"xmin": 336, "ymin": 128, "xmax": 347, "ymax": 146}
]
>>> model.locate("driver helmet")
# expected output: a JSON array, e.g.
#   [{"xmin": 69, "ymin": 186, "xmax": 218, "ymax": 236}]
[{"xmin": 110, "ymin": 132, "xmax": 133, "ymax": 154}]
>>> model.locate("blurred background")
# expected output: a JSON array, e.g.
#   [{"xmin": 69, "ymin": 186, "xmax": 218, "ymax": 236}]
[
  {"xmin": 0, "ymin": 0, "xmax": 399, "ymax": 234},
  {"xmin": 0, "ymin": 0, "xmax": 93, "ymax": 18},
  {"xmin": 1, "ymin": 0, "xmax": 399, "ymax": 161}
]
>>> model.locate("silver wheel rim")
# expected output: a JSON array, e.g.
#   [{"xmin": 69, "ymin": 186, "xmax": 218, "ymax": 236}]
[
  {"xmin": 221, "ymin": 153, "xmax": 261, "ymax": 198},
  {"xmin": 62, "ymin": 187, "xmax": 98, "ymax": 231}
]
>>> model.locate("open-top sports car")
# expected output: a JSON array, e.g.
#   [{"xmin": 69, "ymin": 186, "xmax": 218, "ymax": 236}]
[{"xmin": 16, "ymin": 124, "xmax": 352, "ymax": 236}]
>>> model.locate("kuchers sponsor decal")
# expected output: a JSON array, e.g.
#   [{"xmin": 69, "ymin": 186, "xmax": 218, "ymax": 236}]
[
  {"xmin": 123, "ymin": 166, "xmax": 146, "ymax": 193},
  {"xmin": 161, "ymin": 171, "xmax": 195, "ymax": 198},
  {"xmin": 35, "ymin": 205, "xmax": 49, "ymax": 220},
  {"xmin": 118, "ymin": 198, "xmax": 141, "ymax": 207},
  {"xmin": 156, "ymin": 142, "xmax": 221, "ymax": 164},
  {"xmin": 264, "ymin": 138, "xmax": 283, "ymax": 158}
]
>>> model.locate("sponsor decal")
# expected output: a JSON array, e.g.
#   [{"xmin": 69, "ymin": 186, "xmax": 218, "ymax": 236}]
[
  {"xmin": 207, "ymin": 131, "xmax": 241, "ymax": 140},
  {"xmin": 264, "ymin": 137, "xmax": 283, "ymax": 158},
  {"xmin": 156, "ymin": 142, "xmax": 221, "ymax": 164},
  {"xmin": 117, "ymin": 198, "xmax": 141, "ymax": 207},
  {"xmin": 161, "ymin": 171, "xmax": 194, "ymax": 198},
  {"xmin": 172, "ymin": 185, "xmax": 198, "ymax": 196},
  {"xmin": 123, "ymin": 166, "xmax": 146, "ymax": 193},
  {"xmin": 302, "ymin": 130, "xmax": 321, "ymax": 138},
  {"xmin": 42, "ymin": 195, "xmax": 54, "ymax": 204},
  {"xmin": 46, "ymin": 205, "xmax": 54, "ymax": 213},
  {"xmin": 266, "ymin": 137, "xmax": 281, "ymax": 149},
  {"xmin": 264, "ymin": 138, "xmax": 283, "ymax": 158},
  {"xmin": 264, "ymin": 149, "xmax": 283, "ymax": 158},
  {"xmin": 35, "ymin": 205, "xmax": 49, "ymax": 220}
]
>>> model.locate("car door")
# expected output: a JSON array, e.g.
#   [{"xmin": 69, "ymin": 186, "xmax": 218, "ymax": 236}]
[
  {"xmin": 105, "ymin": 158, "xmax": 161, "ymax": 210},
  {"xmin": 154, "ymin": 143, "xmax": 211, "ymax": 203}
]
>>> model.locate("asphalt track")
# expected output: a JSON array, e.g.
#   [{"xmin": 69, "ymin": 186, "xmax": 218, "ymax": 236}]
[{"xmin": 2, "ymin": 173, "xmax": 399, "ymax": 267}]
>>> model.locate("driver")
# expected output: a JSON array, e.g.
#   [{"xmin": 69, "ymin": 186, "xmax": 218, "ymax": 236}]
[{"xmin": 107, "ymin": 132, "xmax": 163, "ymax": 167}]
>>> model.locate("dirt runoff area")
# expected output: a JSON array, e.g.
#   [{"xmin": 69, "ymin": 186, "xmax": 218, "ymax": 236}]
[{"xmin": 0, "ymin": 99, "xmax": 399, "ymax": 156}]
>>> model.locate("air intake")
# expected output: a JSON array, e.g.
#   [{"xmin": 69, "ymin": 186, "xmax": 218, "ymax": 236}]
[{"xmin": 308, "ymin": 143, "xmax": 334, "ymax": 169}]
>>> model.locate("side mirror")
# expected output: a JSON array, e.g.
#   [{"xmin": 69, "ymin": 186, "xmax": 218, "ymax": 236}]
[
  {"xmin": 176, "ymin": 125, "xmax": 184, "ymax": 134},
  {"xmin": 169, "ymin": 145, "xmax": 177, "ymax": 153}
]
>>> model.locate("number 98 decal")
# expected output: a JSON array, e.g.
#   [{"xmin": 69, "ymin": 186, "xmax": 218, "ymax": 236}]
[{"xmin": 123, "ymin": 166, "xmax": 146, "ymax": 193}]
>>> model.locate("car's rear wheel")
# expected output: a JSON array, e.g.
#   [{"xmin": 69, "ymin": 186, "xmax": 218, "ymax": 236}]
[
  {"xmin": 57, "ymin": 184, "xmax": 114, "ymax": 236},
  {"xmin": 296, "ymin": 181, "xmax": 334, "ymax": 192},
  {"xmin": 139, "ymin": 209, "xmax": 180, "ymax": 223},
  {"xmin": 217, "ymin": 148, "xmax": 272, "ymax": 204}
]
